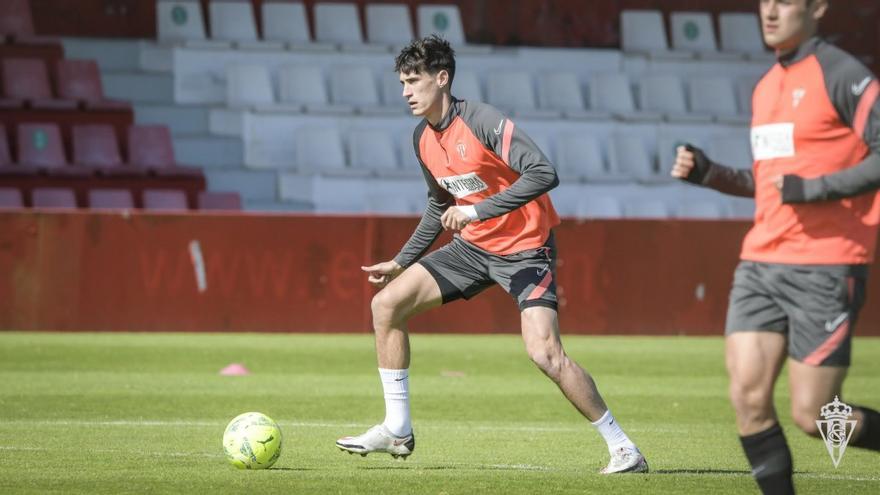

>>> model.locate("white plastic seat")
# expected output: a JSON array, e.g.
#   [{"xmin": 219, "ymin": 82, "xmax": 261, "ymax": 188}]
[
  {"xmin": 620, "ymin": 10, "xmax": 668, "ymax": 54},
  {"xmin": 225, "ymin": 64, "xmax": 274, "ymax": 108},
  {"xmin": 676, "ymin": 200, "xmax": 729, "ymax": 219},
  {"xmin": 590, "ymin": 73, "xmax": 659, "ymax": 121},
  {"xmin": 640, "ymin": 74, "xmax": 711, "ymax": 123},
  {"xmin": 157, "ymin": 0, "xmax": 207, "ymax": 42},
  {"xmin": 314, "ymin": 2, "xmax": 363, "ymax": 44},
  {"xmin": 311, "ymin": 176, "xmax": 367, "ymax": 212},
  {"xmin": 486, "ymin": 71, "xmax": 537, "ymax": 114},
  {"xmin": 329, "ymin": 66, "xmax": 381, "ymax": 109},
  {"xmin": 537, "ymin": 72, "xmax": 586, "ymax": 113},
  {"xmin": 625, "ymin": 199, "xmax": 671, "ymax": 219},
  {"xmin": 295, "ymin": 127, "xmax": 347, "ymax": 172},
  {"xmin": 417, "ymin": 5, "xmax": 465, "ymax": 45},
  {"xmin": 689, "ymin": 77, "xmax": 740, "ymax": 119},
  {"xmin": 737, "ymin": 76, "xmax": 761, "ymax": 116},
  {"xmin": 366, "ymin": 4, "xmax": 414, "ymax": 45},
  {"xmin": 452, "ymin": 70, "xmax": 482, "ymax": 102},
  {"xmin": 381, "ymin": 71, "xmax": 410, "ymax": 111},
  {"xmin": 349, "ymin": 129, "xmax": 400, "ymax": 174},
  {"xmin": 610, "ymin": 134, "xmax": 659, "ymax": 181},
  {"xmin": 670, "ymin": 12, "xmax": 717, "ymax": 54},
  {"xmin": 209, "ymin": 0, "xmax": 258, "ymax": 42},
  {"xmin": 719, "ymin": 13, "xmax": 767, "ymax": 55},
  {"xmin": 575, "ymin": 196, "xmax": 624, "ymax": 219},
  {"xmin": 555, "ymin": 134, "xmax": 617, "ymax": 182},
  {"xmin": 276, "ymin": 65, "xmax": 351, "ymax": 113},
  {"xmin": 262, "ymin": 1, "xmax": 311, "ymax": 43},
  {"xmin": 709, "ymin": 135, "xmax": 753, "ymax": 169}
]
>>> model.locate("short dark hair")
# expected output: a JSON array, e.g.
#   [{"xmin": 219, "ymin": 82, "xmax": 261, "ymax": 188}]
[{"xmin": 394, "ymin": 35, "xmax": 456, "ymax": 85}]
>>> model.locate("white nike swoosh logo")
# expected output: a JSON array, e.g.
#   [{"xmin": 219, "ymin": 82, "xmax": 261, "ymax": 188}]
[
  {"xmin": 824, "ymin": 312, "xmax": 849, "ymax": 333},
  {"xmin": 852, "ymin": 77, "xmax": 872, "ymax": 96},
  {"xmin": 493, "ymin": 119, "xmax": 504, "ymax": 135}
]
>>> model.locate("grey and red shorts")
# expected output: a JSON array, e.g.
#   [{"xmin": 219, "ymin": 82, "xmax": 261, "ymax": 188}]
[
  {"xmin": 418, "ymin": 233, "xmax": 557, "ymax": 311},
  {"xmin": 726, "ymin": 261, "xmax": 868, "ymax": 367}
]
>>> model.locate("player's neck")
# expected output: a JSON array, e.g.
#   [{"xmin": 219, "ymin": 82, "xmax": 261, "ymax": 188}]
[
  {"xmin": 775, "ymin": 29, "xmax": 818, "ymax": 57},
  {"xmin": 426, "ymin": 93, "xmax": 454, "ymax": 127}
]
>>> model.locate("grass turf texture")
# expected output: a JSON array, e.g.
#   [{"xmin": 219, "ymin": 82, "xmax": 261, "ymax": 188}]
[{"xmin": 0, "ymin": 332, "xmax": 877, "ymax": 494}]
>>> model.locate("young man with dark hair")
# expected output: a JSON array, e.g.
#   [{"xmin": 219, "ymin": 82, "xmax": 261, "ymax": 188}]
[
  {"xmin": 672, "ymin": 1, "xmax": 880, "ymax": 493},
  {"xmin": 336, "ymin": 35, "xmax": 648, "ymax": 474}
]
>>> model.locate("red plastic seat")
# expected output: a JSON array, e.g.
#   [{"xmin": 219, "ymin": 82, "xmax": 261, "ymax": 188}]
[
  {"xmin": 2, "ymin": 58, "xmax": 52, "ymax": 100},
  {"xmin": 72, "ymin": 124, "xmax": 144, "ymax": 176},
  {"xmin": 56, "ymin": 59, "xmax": 130, "ymax": 110},
  {"xmin": 88, "ymin": 189, "xmax": 135, "ymax": 210},
  {"xmin": 0, "ymin": 123, "xmax": 36, "ymax": 176},
  {"xmin": 198, "ymin": 191, "xmax": 242, "ymax": 211},
  {"xmin": 127, "ymin": 125, "xmax": 202, "ymax": 177},
  {"xmin": 0, "ymin": 0, "xmax": 35, "ymax": 38},
  {"xmin": 0, "ymin": 187, "xmax": 24, "ymax": 208},
  {"xmin": 32, "ymin": 187, "xmax": 77, "ymax": 209},
  {"xmin": 143, "ymin": 189, "xmax": 188, "ymax": 211},
  {"xmin": 17, "ymin": 123, "xmax": 89, "ymax": 176}
]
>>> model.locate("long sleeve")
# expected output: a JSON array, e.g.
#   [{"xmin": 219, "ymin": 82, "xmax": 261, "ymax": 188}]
[
  {"xmin": 393, "ymin": 123, "xmax": 455, "ymax": 268},
  {"xmin": 681, "ymin": 144, "xmax": 755, "ymax": 198},
  {"xmin": 460, "ymin": 103, "xmax": 559, "ymax": 220}
]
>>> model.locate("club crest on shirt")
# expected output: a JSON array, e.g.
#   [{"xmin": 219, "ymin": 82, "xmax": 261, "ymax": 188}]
[
  {"xmin": 792, "ymin": 87, "xmax": 807, "ymax": 108},
  {"xmin": 437, "ymin": 172, "xmax": 488, "ymax": 199},
  {"xmin": 456, "ymin": 141, "xmax": 467, "ymax": 159}
]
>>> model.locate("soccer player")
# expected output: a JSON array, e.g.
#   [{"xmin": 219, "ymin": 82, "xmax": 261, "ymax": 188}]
[
  {"xmin": 335, "ymin": 36, "xmax": 648, "ymax": 474},
  {"xmin": 671, "ymin": 0, "xmax": 880, "ymax": 493}
]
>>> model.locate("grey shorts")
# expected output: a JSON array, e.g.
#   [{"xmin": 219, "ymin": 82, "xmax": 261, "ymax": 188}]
[
  {"xmin": 418, "ymin": 233, "xmax": 557, "ymax": 311},
  {"xmin": 726, "ymin": 261, "xmax": 868, "ymax": 367}
]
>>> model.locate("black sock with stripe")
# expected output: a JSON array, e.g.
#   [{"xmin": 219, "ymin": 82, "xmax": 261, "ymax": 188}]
[
  {"xmin": 740, "ymin": 423, "xmax": 795, "ymax": 495},
  {"xmin": 851, "ymin": 406, "xmax": 880, "ymax": 451}
]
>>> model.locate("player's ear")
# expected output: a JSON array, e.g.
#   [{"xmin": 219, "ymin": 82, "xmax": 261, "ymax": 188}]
[
  {"xmin": 436, "ymin": 70, "xmax": 450, "ymax": 89},
  {"xmin": 810, "ymin": 0, "xmax": 829, "ymax": 22}
]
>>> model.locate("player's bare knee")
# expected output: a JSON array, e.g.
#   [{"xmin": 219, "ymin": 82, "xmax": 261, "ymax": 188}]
[
  {"xmin": 792, "ymin": 408, "xmax": 822, "ymax": 437},
  {"xmin": 527, "ymin": 345, "xmax": 564, "ymax": 381},
  {"xmin": 370, "ymin": 290, "xmax": 403, "ymax": 330}
]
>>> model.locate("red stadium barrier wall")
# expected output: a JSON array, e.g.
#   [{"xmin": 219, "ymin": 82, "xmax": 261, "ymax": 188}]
[{"xmin": 2, "ymin": 211, "xmax": 879, "ymax": 336}]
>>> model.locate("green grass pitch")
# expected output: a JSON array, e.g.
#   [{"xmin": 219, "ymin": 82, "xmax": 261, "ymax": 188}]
[{"xmin": 0, "ymin": 332, "xmax": 877, "ymax": 494}]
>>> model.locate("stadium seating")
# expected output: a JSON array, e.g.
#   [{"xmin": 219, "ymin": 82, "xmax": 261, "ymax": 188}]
[
  {"xmin": 676, "ymin": 199, "xmax": 729, "ymax": 219},
  {"xmin": 72, "ymin": 124, "xmax": 121, "ymax": 168},
  {"xmin": 576, "ymin": 196, "xmax": 624, "ymax": 219},
  {"xmin": 610, "ymin": 134, "xmax": 662, "ymax": 183},
  {"xmin": 277, "ymin": 65, "xmax": 349, "ymax": 113},
  {"xmin": 32, "ymin": 187, "xmax": 77, "ymax": 208},
  {"xmin": 88, "ymin": 188, "xmax": 135, "ymax": 209},
  {"xmin": 719, "ymin": 13, "xmax": 769, "ymax": 57},
  {"xmin": 349, "ymin": 128, "xmax": 401, "ymax": 175},
  {"xmin": 417, "ymin": 5, "xmax": 466, "ymax": 46},
  {"xmin": 486, "ymin": 71, "xmax": 543, "ymax": 117},
  {"xmin": 329, "ymin": 66, "xmax": 395, "ymax": 114},
  {"xmin": 640, "ymin": 74, "xmax": 710, "ymax": 123},
  {"xmin": 589, "ymin": 73, "xmax": 659, "ymax": 121},
  {"xmin": 688, "ymin": 77, "xmax": 744, "ymax": 123},
  {"xmin": 620, "ymin": 10, "xmax": 669, "ymax": 55},
  {"xmin": 56, "ymin": 59, "xmax": 132, "ymax": 110},
  {"xmin": 669, "ymin": 12, "xmax": 718, "ymax": 55},
  {"xmin": 128, "ymin": 124, "xmax": 202, "ymax": 177},
  {"xmin": 262, "ymin": 1, "xmax": 311, "ymax": 44},
  {"xmin": 625, "ymin": 199, "xmax": 671, "ymax": 219},
  {"xmin": 554, "ymin": 134, "xmax": 619, "ymax": 183},
  {"xmin": 0, "ymin": 187, "xmax": 23, "ymax": 208},
  {"xmin": 209, "ymin": 0, "xmax": 258, "ymax": 43},
  {"xmin": 1, "ymin": 58, "xmax": 75, "ymax": 109},
  {"xmin": 143, "ymin": 188, "xmax": 188, "ymax": 210},
  {"xmin": 366, "ymin": 4, "xmax": 414, "ymax": 46},
  {"xmin": 156, "ymin": 0, "xmax": 207, "ymax": 43},
  {"xmin": 0, "ymin": 0, "xmax": 34, "ymax": 38},
  {"xmin": 197, "ymin": 190, "xmax": 242, "ymax": 210},
  {"xmin": 225, "ymin": 64, "xmax": 275, "ymax": 109},
  {"xmin": 17, "ymin": 123, "xmax": 74, "ymax": 173},
  {"xmin": 314, "ymin": 3, "xmax": 363, "ymax": 45},
  {"xmin": 294, "ymin": 127, "xmax": 349, "ymax": 174},
  {"xmin": 449, "ymin": 70, "xmax": 483, "ymax": 103}
]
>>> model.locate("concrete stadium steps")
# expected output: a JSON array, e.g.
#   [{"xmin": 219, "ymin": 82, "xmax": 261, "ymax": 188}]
[
  {"xmin": 103, "ymin": 71, "xmax": 174, "ymax": 103},
  {"xmin": 204, "ymin": 168, "xmax": 278, "ymax": 203},
  {"xmin": 173, "ymin": 134, "xmax": 243, "ymax": 168},
  {"xmin": 61, "ymin": 38, "xmax": 143, "ymax": 71},
  {"xmin": 134, "ymin": 104, "xmax": 211, "ymax": 135}
]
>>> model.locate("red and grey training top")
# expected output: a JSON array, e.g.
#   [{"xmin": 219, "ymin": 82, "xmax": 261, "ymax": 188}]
[
  {"xmin": 695, "ymin": 37, "xmax": 880, "ymax": 264},
  {"xmin": 393, "ymin": 98, "xmax": 560, "ymax": 268}
]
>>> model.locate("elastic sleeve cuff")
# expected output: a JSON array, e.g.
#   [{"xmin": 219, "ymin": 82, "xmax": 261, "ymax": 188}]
[
  {"xmin": 457, "ymin": 205, "xmax": 479, "ymax": 220},
  {"xmin": 781, "ymin": 175, "xmax": 808, "ymax": 203}
]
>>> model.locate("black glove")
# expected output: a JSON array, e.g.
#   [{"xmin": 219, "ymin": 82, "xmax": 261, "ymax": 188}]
[{"xmin": 682, "ymin": 144, "xmax": 713, "ymax": 185}]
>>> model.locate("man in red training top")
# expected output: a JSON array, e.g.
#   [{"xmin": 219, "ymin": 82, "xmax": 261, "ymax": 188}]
[
  {"xmin": 672, "ymin": 1, "xmax": 880, "ymax": 493},
  {"xmin": 336, "ymin": 35, "xmax": 648, "ymax": 474}
]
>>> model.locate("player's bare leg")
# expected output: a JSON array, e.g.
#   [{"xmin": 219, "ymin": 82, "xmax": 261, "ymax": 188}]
[
  {"xmin": 726, "ymin": 331, "xmax": 793, "ymax": 494},
  {"xmin": 336, "ymin": 263, "xmax": 442, "ymax": 458},
  {"xmin": 520, "ymin": 306, "xmax": 647, "ymax": 473}
]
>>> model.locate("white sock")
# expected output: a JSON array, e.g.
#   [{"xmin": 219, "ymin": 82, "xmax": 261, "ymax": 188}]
[
  {"xmin": 379, "ymin": 368, "xmax": 411, "ymax": 437},
  {"xmin": 591, "ymin": 410, "xmax": 636, "ymax": 454}
]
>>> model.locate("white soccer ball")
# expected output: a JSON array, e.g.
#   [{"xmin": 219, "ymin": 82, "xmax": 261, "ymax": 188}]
[{"xmin": 222, "ymin": 412, "xmax": 283, "ymax": 469}]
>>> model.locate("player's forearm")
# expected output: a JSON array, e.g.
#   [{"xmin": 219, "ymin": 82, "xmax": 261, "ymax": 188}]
[
  {"xmin": 782, "ymin": 152, "xmax": 880, "ymax": 203},
  {"xmin": 703, "ymin": 164, "xmax": 756, "ymax": 198},
  {"xmin": 393, "ymin": 197, "xmax": 448, "ymax": 268},
  {"xmin": 474, "ymin": 164, "xmax": 559, "ymax": 220}
]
